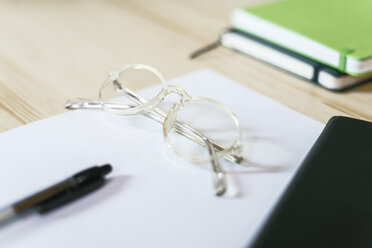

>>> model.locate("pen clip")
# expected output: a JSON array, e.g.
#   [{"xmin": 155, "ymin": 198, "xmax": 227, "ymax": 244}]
[
  {"xmin": 189, "ymin": 27, "xmax": 232, "ymax": 59},
  {"xmin": 190, "ymin": 40, "xmax": 221, "ymax": 59}
]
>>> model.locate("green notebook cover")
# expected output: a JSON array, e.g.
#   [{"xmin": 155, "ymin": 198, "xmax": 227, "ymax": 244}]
[{"xmin": 233, "ymin": 0, "xmax": 372, "ymax": 75}]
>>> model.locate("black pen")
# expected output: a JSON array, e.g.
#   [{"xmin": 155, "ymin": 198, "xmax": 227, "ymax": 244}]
[{"xmin": 0, "ymin": 164, "xmax": 112, "ymax": 226}]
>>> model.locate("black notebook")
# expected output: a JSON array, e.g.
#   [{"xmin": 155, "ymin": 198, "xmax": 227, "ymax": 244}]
[{"xmin": 249, "ymin": 116, "xmax": 372, "ymax": 248}]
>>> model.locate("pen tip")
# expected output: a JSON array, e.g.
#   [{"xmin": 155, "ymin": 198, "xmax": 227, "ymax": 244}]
[{"xmin": 100, "ymin": 164, "xmax": 113, "ymax": 176}]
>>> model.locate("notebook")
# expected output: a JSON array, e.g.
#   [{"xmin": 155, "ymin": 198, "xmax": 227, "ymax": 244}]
[
  {"xmin": 232, "ymin": 0, "xmax": 372, "ymax": 75},
  {"xmin": 249, "ymin": 116, "xmax": 372, "ymax": 248},
  {"xmin": 0, "ymin": 69, "xmax": 323, "ymax": 247},
  {"xmin": 220, "ymin": 28, "xmax": 372, "ymax": 91}
]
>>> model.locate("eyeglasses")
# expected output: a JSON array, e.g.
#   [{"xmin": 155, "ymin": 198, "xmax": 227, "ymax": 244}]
[{"xmin": 65, "ymin": 64, "xmax": 243, "ymax": 196}]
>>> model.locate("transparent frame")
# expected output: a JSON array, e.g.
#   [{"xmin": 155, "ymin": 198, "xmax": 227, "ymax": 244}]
[{"xmin": 66, "ymin": 64, "xmax": 243, "ymax": 196}]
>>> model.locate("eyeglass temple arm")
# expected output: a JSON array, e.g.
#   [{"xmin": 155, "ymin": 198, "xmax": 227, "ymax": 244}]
[
  {"xmin": 65, "ymin": 98, "xmax": 243, "ymax": 164},
  {"xmin": 205, "ymin": 140, "xmax": 227, "ymax": 196}
]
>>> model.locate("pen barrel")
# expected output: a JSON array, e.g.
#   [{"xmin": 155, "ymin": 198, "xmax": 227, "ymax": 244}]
[
  {"xmin": 37, "ymin": 177, "xmax": 105, "ymax": 214},
  {"xmin": 12, "ymin": 165, "xmax": 112, "ymax": 215},
  {"xmin": 13, "ymin": 179, "xmax": 73, "ymax": 214}
]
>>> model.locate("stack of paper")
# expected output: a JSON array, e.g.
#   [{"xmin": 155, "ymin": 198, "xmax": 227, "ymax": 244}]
[{"xmin": 0, "ymin": 70, "xmax": 323, "ymax": 248}]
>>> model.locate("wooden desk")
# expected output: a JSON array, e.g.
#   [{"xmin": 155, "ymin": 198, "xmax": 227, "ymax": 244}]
[{"xmin": 0, "ymin": 0, "xmax": 371, "ymax": 133}]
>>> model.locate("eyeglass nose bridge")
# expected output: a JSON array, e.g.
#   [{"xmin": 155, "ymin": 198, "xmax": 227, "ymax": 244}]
[{"xmin": 163, "ymin": 85, "xmax": 192, "ymax": 105}]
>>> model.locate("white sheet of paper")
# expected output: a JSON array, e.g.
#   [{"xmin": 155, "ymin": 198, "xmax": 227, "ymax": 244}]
[{"xmin": 0, "ymin": 69, "xmax": 324, "ymax": 248}]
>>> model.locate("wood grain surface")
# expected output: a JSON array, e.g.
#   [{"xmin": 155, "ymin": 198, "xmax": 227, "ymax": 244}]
[{"xmin": 0, "ymin": 0, "xmax": 371, "ymax": 133}]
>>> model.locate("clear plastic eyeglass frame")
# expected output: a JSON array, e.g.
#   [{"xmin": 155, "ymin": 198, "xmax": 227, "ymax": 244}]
[{"xmin": 65, "ymin": 64, "xmax": 243, "ymax": 196}]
